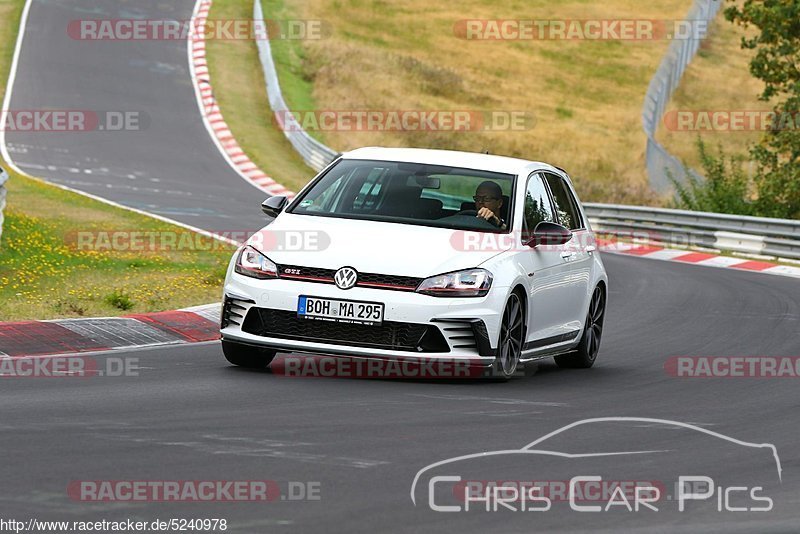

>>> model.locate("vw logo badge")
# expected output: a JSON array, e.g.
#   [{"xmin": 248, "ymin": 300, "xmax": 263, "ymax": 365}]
[{"xmin": 334, "ymin": 267, "xmax": 358, "ymax": 290}]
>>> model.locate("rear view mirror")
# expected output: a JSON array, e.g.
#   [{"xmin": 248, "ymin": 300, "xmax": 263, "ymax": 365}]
[
  {"xmin": 526, "ymin": 221, "xmax": 572, "ymax": 247},
  {"xmin": 261, "ymin": 195, "xmax": 287, "ymax": 218},
  {"xmin": 414, "ymin": 175, "xmax": 441, "ymax": 189}
]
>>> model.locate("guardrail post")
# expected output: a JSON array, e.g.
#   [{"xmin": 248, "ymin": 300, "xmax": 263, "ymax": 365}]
[{"xmin": 713, "ymin": 232, "xmax": 766, "ymax": 256}]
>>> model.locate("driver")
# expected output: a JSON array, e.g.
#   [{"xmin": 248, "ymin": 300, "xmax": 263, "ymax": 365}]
[{"xmin": 473, "ymin": 181, "xmax": 506, "ymax": 229}]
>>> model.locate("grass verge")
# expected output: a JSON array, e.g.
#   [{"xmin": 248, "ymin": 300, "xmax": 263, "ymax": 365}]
[
  {"xmin": 205, "ymin": 0, "xmax": 318, "ymax": 192},
  {"xmin": 658, "ymin": 9, "xmax": 767, "ymax": 172},
  {"xmin": 219, "ymin": 0, "xmax": 771, "ymax": 207},
  {"xmin": 0, "ymin": 0, "xmax": 235, "ymax": 320},
  {"xmin": 0, "ymin": 175, "xmax": 234, "ymax": 320},
  {"xmin": 256, "ymin": 0, "xmax": 702, "ymax": 205}
]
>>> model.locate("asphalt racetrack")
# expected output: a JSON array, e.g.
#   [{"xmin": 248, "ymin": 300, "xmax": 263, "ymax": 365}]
[
  {"xmin": 2, "ymin": 0, "xmax": 800, "ymax": 532},
  {"xmin": 2, "ymin": 254, "xmax": 799, "ymax": 532},
  {"xmin": 3, "ymin": 0, "xmax": 268, "ymax": 232}
]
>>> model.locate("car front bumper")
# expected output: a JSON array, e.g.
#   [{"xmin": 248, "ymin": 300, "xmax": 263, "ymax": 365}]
[{"xmin": 220, "ymin": 272, "xmax": 508, "ymax": 364}]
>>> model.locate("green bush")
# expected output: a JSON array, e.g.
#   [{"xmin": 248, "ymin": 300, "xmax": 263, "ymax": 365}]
[
  {"xmin": 670, "ymin": 139, "xmax": 755, "ymax": 216},
  {"xmin": 105, "ymin": 290, "xmax": 134, "ymax": 311}
]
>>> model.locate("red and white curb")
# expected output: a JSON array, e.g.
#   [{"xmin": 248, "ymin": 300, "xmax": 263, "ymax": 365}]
[
  {"xmin": 5, "ymin": 241, "xmax": 798, "ymax": 358},
  {"xmin": 598, "ymin": 240, "xmax": 800, "ymax": 279},
  {"xmin": 0, "ymin": 304, "xmax": 221, "ymax": 358},
  {"xmin": 189, "ymin": 0, "xmax": 294, "ymax": 198}
]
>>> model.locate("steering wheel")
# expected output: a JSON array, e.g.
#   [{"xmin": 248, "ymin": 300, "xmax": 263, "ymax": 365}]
[{"xmin": 455, "ymin": 209, "xmax": 499, "ymax": 228}]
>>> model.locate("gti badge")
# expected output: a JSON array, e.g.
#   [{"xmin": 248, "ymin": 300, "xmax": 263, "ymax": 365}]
[{"xmin": 334, "ymin": 267, "xmax": 358, "ymax": 290}]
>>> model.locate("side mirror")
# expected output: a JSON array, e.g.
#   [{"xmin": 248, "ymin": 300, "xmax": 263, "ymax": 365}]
[
  {"xmin": 526, "ymin": 221, "xmax": 572, "ymax": 247},
  {"xmin": 261, "ymin": 195, "xmax": 287, "ymax": 218}
]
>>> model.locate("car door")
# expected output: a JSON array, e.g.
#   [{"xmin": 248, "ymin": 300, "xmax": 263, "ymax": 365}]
[
  {"xmin": 541, "ymin": 171, "xmax": 592, "ymax": 330},
  {"xmin": 516, "ymin": 172, "xmax": 577, "ymax": 349}
]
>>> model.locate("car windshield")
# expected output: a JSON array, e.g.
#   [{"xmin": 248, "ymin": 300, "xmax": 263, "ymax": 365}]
[{"xmin": 288, "ymin": 159, "xmax": 515, "ymax": 232}]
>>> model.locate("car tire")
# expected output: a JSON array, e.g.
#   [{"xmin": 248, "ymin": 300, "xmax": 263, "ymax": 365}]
[
  {"xmin": 555, "ymin": 285, "xmax": 605, "ymax": 369},
  {"xmin": 489, "ymin": 292, "xmax": 525, "ymax": 381},
  {"xmin": 222, "ymin": 340, "xmax": 276, "ymax": 369}
]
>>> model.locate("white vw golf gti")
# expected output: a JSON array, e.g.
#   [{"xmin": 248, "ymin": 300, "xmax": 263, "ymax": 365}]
[{"xmin": 221, "ymin": 147, "xmax": 608, "ymax": 379}]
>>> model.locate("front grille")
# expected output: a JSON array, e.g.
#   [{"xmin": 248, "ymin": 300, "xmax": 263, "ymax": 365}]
[
  {"xmin": 356, "ymin": 272, "xmax": 421, "ymax": 289},
  {"xmin": 221, "ymin": 295, "xmax": 254, "ymax": 328},
  {"xmin": 278, "ymin": 265, "xmax": 336, "ymax": 280},
  {"xmin": 432, "ymin": 318, "xmax": 494, "ymax": 356},
  {"xmin": 441, "ymin": 324, "xmax": 478, "ymax": 349},
  {"xmin": 276, "ymin": 264, "xmax": 422, "ymax": 291},
  {"xmin": 241, "ymin": 308, "xmax": 449, "ymax": 352}
]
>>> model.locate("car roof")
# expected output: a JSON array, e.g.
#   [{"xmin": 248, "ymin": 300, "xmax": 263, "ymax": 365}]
[{"xmin": 340, "ymin": 147, "xmax": 563, "ymax": 177}]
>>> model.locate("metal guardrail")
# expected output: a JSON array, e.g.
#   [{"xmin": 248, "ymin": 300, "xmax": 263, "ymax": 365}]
[
  {"xmin": 0, "ymin": 166, "xmax": 7, "ymax": 245},
  {"xmin": 252, "ymin": 0, "xmax": 800, "ymax": 261},
  {"xmin": 642, "ymin": 0, "xmax": 722, "ymax": 191},
  {"xmin": 585, "ymin": 203, "xmax": 800, "ymax": 260},
  {"xmin": 254, "ymin": 0, "xmax": 718, "ymax": 191},
  {"xmin": 253, "ymin": 0, "xmax": 338, "ymax": 172}
]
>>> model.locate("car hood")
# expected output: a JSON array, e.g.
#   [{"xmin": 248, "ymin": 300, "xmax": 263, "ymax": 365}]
[{"xmin": 246, "ymin": 213, "xmax": 509, "ymax": 277}]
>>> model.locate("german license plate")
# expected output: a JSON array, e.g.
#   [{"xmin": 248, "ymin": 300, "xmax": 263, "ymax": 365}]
[{"xmin": 297, "ymin": 296, "xmax": 384, "ymax": 326}]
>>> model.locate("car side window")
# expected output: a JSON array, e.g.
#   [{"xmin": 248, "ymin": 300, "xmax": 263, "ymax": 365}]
[
  {"xmin": 523, "ymin": 173, "xmax": 556, "ymax": 235},
  {"xmin": 543, "ymin": 173, "xmax": 583, "ymax": 230}
]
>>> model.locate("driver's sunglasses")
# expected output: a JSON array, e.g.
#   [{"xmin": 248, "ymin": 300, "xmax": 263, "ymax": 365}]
[{"xmin": 473, "ymin": 195, "xmax": 500, "ymax": 203}]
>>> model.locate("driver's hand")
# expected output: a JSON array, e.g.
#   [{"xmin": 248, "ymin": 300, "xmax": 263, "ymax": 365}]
[{"xmin": 477, "ymin": 207, "xmax": 499, "ymax": 226}]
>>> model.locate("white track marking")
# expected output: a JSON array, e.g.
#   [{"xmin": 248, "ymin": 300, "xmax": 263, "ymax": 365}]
[{"xmin": 0, "ymin": 0, "xmax": 241, "ymax": 248}]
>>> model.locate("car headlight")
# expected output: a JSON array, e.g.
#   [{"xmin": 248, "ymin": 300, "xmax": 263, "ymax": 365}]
[
  {"xmin": 416, "ymin": 268, "xmax": 493, "ymax": 297},
  {"xmin": 234, "ymin": 245, "xmax": 278, "ymax": 279}
]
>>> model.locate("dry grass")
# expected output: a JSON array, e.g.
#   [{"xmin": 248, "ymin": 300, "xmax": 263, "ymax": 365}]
[
  {"xmin": 267, "ymin": 0, "xmax": 703, "ymax": 204},
  {"xmin": 207, "ymin": 1, "xmax": 773, "ymax": 205},
  {"xmin": 205, "ymin": 0, "xmax": 318, "ymax": 192},
  {"xmin": 658, "ymin": 6, "xmax": 768, "ymax": 172}
]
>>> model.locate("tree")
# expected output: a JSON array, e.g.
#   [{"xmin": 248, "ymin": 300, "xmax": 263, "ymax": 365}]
[
  {"xmin": 725, "ymin": 0, "xmax": 800, "ymax": 219},
  {"xmin": 671, "ymin": 139, "xmax": 755, "ymax": 215}
]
